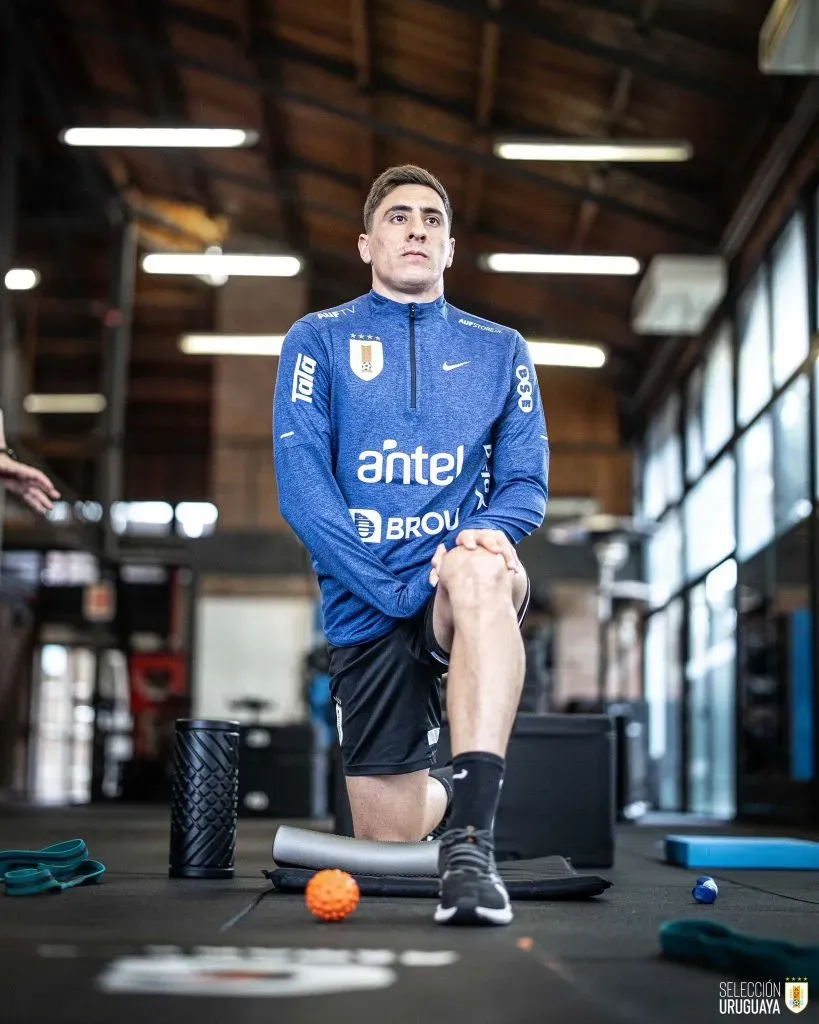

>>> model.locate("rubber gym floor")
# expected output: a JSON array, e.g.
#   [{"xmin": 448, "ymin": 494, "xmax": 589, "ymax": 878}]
[{"xmin": 0, "ymin": 804, "xmax": 816, "ymax": 1023}]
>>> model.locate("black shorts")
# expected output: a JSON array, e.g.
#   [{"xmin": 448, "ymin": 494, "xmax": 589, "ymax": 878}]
[{"xmin": 327, "ymin": 576, "xmax": 531, "ymax": 777}]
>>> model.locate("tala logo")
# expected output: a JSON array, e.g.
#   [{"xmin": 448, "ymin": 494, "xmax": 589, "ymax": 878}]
[
  {"xmin": 317, "ymin": 305, "xmax": 355, "ymax": 319},
  {"xmin": 291, "ymin": 353, "xmax": 317, "ymax": 404},
  {"xmin": 349, "ymin": 508, "xmax": 460, "ymax": 543},
  {"xmin": 458, "ymin": 317, "xmax": 502, "ymax": 334},
  {"xmin": 357, "ymin": 440, "xmax": 465, "ymax": 486},
  {"xmin": 515, "ymin": 365, "xmax": 533, "ymax": 413}
]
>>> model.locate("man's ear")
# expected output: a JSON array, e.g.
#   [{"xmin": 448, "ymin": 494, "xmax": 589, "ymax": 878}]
[
  {"xmin": 358, "ymin": 233, "xmax": 371, "ymax": 265},
  {"xmin": 446, "ymin": 236, "xmax": 455, "ymax": 269}
]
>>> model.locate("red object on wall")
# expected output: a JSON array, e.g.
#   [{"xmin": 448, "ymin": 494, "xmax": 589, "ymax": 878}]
[
  {"xmin": 129, "ymin": 653, "xmax": 188, "ymax": 759},
  {"xmin": 83, "ymin": 580, "xmax": 116, "ymax": 623}
]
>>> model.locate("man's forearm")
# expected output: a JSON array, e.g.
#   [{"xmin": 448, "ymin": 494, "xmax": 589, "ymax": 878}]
[{"xmin": 466, "ymin": 479, "xmax": 547, "ymax": 544}]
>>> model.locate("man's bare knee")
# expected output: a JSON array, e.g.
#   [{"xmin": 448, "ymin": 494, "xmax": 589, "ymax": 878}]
[{"xmin": 439, "ymin": 546, "xmax": 513, "ymax": 614}]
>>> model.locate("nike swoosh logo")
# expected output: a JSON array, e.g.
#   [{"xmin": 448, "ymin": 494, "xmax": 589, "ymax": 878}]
[
  {"xmin": 443, "ymin": 361, "xmax": 470, "ymax": 371},
  {"xmin": 452, "ymin": 769, "xmax": 468, "ymax": 780}
]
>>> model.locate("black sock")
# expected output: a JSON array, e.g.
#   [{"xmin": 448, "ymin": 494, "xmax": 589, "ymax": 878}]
[{"xmin": 447, "ymin": 752, "xmax": 505, "ymax": 832}]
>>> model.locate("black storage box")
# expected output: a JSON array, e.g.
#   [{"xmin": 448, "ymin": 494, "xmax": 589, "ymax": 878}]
[
  {"xmin": 437, "ymin": 713, "xmax": 616, "ymax": 868},
  {"xmin": 334, "ymin": 713, "xmax": 616, "ymax": 868},
  {"xmin": 237, "ymin": 722, "xmax": 323, "ymax": 818}
]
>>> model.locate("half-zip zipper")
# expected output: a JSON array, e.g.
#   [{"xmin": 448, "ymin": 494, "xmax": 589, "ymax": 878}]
[{"xmin": 409, "ymin": 303, "xmax": 417, "ymax": 410}]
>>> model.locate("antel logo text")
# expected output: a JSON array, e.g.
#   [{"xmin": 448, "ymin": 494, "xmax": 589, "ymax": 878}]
[
  {"xmin": 357, "ymin": 440, "xmax": 465, "ymax": 486},
  {"xmin": 291, "ymin": 354, "xmax": 317, "ymax": 404},
  {"xmin": 516, "ymin": 365, "xmax": 533, "ymax": 413},
  {"xmin": 350, "ymin": 508, "xmax": 460, "ymax": 543}
]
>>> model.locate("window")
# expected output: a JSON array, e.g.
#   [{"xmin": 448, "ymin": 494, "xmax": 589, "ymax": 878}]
[
  {"xmin": 685, "ymin": 456, "xmax": 735, "ymax": 580},
  {"xmin": 773, "ymin": 373, "xmax": 811, "ymax": 532},
  {"xmin": 176, "ymin": 502, "xmax": 219, "ymax": 538},
  {"xmin": 662, "ymin": 394, "xmax": 683, "ymax": 507},
  {"xmin": 685, "ymin": 365, "xmax": 705, "ymax": 482},
  {"xmin": 642, "ymin": 394, "xmax": 682, "ymax": 520},
  {"xmin": 111, "ymin": 501, "xmax": 173, "ymax": 537},
  {"xmin": 702, "ymin": 324, "xmax": 734, "ymax": 459},
  {"xmin": 646, "ymin": 508, "xmax": 683, "ymax": 609},
  {"xmin": 815, "ymin": 359, "xmax": 819, "ymax": 500},
  {"xmin": 41, "ymin": 551, "xmax": 99, "ymax": 587},
  {"xmin": 736, "ymin": 414, "xmax": 774, "ymax": 561},
  {"xmin": 642, "ymin": 448, "xmax": 665, "ymax": 522},
  {"xmin": 771, "ymin": 212, "xmax": 810, "ymax": 388},
  {"xmin": 644, "ymin": 599, "xmax": 683, "ymax": 810},
  {"xmin": 687, "ymin": 560, "xmax": 737, "ymax": 817},
  {"xmin": 0, "ymin": 550, "xmax": 42, "ymax": 588},
  {"xmin": 737, "ymin": 269, "xmax": 771, "ymax": 428}
]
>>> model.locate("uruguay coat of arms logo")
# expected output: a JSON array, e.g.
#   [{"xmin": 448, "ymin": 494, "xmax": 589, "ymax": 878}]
[{"xmin": 349, "ymin": 334, "xmax": 384, "ymax": 381}]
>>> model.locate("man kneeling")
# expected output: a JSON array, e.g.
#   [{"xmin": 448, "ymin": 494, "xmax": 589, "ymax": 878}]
[{"xmin": 273, "ymin": 165, "xmax": 549, "ymax": 925}]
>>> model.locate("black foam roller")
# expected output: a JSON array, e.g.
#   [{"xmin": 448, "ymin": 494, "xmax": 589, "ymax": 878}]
[{"xmin": 169, "ymin": 719, "xmax": 240, "ymax": 879}]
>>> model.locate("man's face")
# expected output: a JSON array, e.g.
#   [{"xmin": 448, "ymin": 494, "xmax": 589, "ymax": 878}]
[{"xmin": 358, "ymin": 184, "xmax": 455, "ymax": 299}]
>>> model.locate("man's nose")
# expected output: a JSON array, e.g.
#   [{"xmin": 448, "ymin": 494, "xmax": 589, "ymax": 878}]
[{"xmin": 407, "ymin": 217, "xmax": 427, "ymax": 239}]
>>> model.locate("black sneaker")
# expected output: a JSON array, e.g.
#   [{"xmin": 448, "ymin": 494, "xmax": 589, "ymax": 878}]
[{"xmin": 434, "ymin": 826, "xmax": 513, "ymax": 926}]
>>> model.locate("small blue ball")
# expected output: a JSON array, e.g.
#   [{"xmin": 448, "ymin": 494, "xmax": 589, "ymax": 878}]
[{"xmin": 692, "ymin": 878, "xmax": 718, "ymax": 904}]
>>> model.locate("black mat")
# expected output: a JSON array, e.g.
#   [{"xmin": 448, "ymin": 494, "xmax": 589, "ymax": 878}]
[{"xmin": 265, "ymin": 855, "xmax": 612, "ymax": 900}]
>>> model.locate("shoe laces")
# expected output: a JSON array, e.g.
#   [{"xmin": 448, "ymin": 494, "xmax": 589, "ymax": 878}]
[{"xmin": 440, "ymin": 826, "xmax": 495, "ymax": 873}]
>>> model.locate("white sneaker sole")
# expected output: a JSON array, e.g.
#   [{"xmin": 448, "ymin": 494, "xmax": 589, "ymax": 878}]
[{"xmin": 433, "ymin": 901, "xmax": 513, "ymax": 926}]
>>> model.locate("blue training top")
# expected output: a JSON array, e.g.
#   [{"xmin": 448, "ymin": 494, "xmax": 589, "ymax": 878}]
[{"xmin": 272, "ymin": 289, "xmax": 550, "ymax": 646}]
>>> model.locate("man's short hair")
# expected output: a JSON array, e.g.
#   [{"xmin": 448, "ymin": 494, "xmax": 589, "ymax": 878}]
[{"xmin": 363, "ymin": 165, "xmax": 453, "ymax": 233}]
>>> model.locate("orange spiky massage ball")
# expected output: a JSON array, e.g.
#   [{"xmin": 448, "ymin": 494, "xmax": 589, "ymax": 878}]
[{"xmin": 305, "ymin": 869, "xmax": 361, "ymax": 922}]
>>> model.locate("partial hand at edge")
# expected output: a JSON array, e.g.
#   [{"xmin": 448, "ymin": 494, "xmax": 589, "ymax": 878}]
[{"xmin": 0, "ymin": 455, "xmax": 60, "ymax": 515}]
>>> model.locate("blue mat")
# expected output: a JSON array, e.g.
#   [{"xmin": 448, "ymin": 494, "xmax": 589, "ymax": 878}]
[{"xmin": 665, "ymin": 835, "xmax": 819, "ymax": 870}]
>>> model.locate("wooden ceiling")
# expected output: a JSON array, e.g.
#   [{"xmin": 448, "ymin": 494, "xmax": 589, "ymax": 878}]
[{"xmin": 9, "ymin": 0, "xmax": 804, "ymax": 500}]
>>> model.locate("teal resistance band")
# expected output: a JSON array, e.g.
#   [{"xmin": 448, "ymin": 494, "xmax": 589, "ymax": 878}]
[
  {"xmin": 660, "ymin": 920, "xmax": 819, "ymax": 980},
  {"xmin": 0, "ymin": 839, "xmax": 106, "ymax": 896}
]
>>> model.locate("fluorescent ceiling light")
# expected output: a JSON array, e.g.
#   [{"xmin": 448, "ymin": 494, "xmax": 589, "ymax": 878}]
[
  {"xmin": 482, "ymin": 253, "xmax": 640, "ymax": 275},
  {"xmin": 5, "ymin": 268, "xmax": 40, "ymax": 291},
  {"xmin": 23, "ymin": 393, "xmax": 107, "ymax": 414},
  {"xmin": 179, "ymin": 333, "xmax": 605, "ymax": 368},
  {"xmin": 527, "ymin": 341, "xmax": 606, "ymax": 368},
  {"xmin": 494, "ymin": 139, "xmax": 693, "ymax": 162},
  {"xmin": 143, "ymin": 253, "xmax": 301, "ymax": 277},
  {"xmin": 180, "ymin": 334, "xmax": 286, "ymax": 356},
  {"xmin": 61, "ymin": 127, "xmax": 258, "ymax": 148}
]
